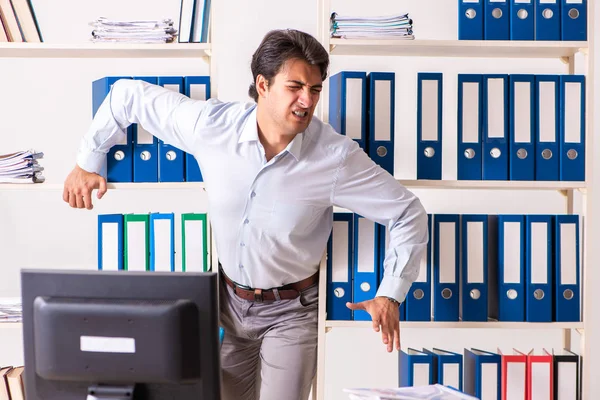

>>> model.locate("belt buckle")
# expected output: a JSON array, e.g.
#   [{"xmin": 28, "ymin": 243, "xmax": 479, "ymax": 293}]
[{"xmin": 254, "ymin": 289, "xmax": 263, "ymax": 302}]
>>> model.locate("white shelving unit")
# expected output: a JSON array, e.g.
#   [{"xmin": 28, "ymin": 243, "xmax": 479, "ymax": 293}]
[
  {"xmin": 314, "ymin": 1, "xmax": 596, "ymax": 399},
  {"xmin": 0, "ymin": 10, "xmax": 218, "ymax": 368}
]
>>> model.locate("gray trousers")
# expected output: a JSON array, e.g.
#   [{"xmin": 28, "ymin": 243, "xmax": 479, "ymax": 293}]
[{"xmin": 219, "ymin": 277, "xmax": 319, "ymax": 400}]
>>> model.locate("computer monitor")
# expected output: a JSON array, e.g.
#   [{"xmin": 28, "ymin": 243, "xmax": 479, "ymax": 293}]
[{"xmin": 20, "ymin": 269, "xmax": 221, "ymax": 400}]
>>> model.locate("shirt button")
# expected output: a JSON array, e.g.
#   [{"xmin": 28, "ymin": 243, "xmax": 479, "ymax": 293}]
[
  {"xmin": 244, "ymin": 219, "xmax": 249, "ymax": 224},
  {"xmin": 239, "ymin": 264, "xmax": 244, "ymax": 269},
  {"xmin": 240, "ymin": 242, "xmax": 245, "ymax": 247},
  {"xmin": 250, "ymin": 191, "xmax": 256, "ymax": 198}
]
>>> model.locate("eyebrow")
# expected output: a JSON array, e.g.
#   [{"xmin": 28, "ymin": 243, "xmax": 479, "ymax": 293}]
[{"xmin": 286, "ymin": 80, "xmax": 323, "ymax": 89}]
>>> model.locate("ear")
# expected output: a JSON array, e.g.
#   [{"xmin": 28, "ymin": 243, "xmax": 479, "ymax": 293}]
[{"xmin": 256, "ymin": 74, "xmax": 269, "ymax": 99}]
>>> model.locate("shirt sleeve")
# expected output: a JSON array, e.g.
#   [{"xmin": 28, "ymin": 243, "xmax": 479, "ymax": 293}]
[
  {"xmin": 76, "ymin": 79, "xmax": 207, "ymax": 175},
  {"xmin": 331, "ymin": 140, "xmax": 429, "ymax": 304}
]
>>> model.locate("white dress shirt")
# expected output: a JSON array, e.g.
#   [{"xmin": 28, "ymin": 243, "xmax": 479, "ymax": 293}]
[{"xmin": 78, "ymin": 79, "xmax": 428, "ymax": 303}]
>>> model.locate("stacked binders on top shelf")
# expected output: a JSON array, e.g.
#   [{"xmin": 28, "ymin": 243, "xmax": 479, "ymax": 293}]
[
  {"xmin": 0, "ymin": 150, "xmax": 44, "ymax": 184},
  {"xmin": 458, "ymin": 0, "xmax": 587, "ymax": 41},
  {"xmin": 330, "ymin": 12, "xmax": 413, "ymax": 40}
]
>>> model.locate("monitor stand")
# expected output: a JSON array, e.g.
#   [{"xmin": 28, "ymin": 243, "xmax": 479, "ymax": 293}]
[{"xmin": 87, "ymin": 384, "xmax": 135, "ymax": 400}]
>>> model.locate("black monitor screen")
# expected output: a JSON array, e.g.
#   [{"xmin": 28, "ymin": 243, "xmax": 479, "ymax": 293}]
[{"xmin": 21, "ymin": 269, "xmax": 221, "ymax": 400}]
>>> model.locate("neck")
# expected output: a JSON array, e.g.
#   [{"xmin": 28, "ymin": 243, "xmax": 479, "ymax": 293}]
[{"xmin": 256, "ymin": 105, "xmax": 296, "ymax": 161}]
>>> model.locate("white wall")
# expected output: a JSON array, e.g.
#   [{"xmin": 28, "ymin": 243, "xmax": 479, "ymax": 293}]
[{"xmin": 0, "ymin": 0, "xmax": 593, "ymax": 399}]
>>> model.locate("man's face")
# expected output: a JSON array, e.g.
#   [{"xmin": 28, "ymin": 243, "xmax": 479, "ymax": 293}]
[{"xmin": 260, "ymin": 58, "xmax": 323, "ymax": 136}]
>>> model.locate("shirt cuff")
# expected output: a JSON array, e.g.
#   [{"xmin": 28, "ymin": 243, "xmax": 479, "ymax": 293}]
[
  {"xmin": 76, "ymin": 147, "xmax": 107, "ymax": 176},
  {"xmin": 376, "ymin": 275, "xmax": 413, "ymax": 304}
]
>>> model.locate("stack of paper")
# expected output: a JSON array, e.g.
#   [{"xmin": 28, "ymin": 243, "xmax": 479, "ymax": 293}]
[
  {"xmin": 343, "ymin": 384, "xmax": 478, "ymax": 400},
  {"xmin": 0, "ymin": 150, "xmax": 44, "ymax": 184},
  {"xmin": 0, "ymin": 298, "xmax": 21, "ymax": 323},
  {"xmin": 330, "ymin": 13, "xmax": 414, "ymax": 40},
  {"xmin": 89, "ymin": 17, "xmax": 178, "ymax": 43}
]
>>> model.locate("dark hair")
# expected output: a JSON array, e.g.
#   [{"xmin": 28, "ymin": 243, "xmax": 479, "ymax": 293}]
[{"xmin": 248, "ymin": 29, "xmax": 329, "ymax": 102}]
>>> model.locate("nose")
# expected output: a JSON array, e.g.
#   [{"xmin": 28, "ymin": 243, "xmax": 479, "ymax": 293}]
[{"xmin": 298, "ymin": 87, "xmax": 314, "ymax": 109}]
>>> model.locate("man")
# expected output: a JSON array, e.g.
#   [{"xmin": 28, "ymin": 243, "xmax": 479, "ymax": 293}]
[{"xmin": 63, "ymin": 29, "xmax": 428, "ymax": 400}]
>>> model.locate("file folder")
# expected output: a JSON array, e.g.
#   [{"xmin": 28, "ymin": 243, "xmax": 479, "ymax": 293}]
[
  {"xmin": 133, "ymin": 77, "xmax": 159, "ymax": 183},
  {"xmin": 561, "ymin": 0, "xmax": 587, "ymax": 41},
  {"xmin": 124, "ymin": 214, "xmax": 150, "ymax": 272},
  {"xmin": 417, "ymin": 73, "xmax": 443, "ymax": 180},
  {"xmin": 484, "ymin": 0, "xmax": 510, "ymax": 40},
  {"xmin": 406, "ymin": 214, "xmax": 432, "ymax": 321},
  {"xmin": 461, "ymin": 215, "xmax": 489, "ymax": 322},
  {"xmin": 184, "ymin": 76, "xmax": 211, "ymax": 182},
  {"xmin": 182, "ymin": 213, "xmax": 209, "ymax": 272},
  {"xmin": 487, "ymin": 215, "xmax": 499, "ymax": 322},
  {"xmin": 526, "ymin": 349, "xmax": 553, "ymax": 399},
  {"xmin": 552, "ymin": 349, "xmax": 580, "ymax": 400},
  {"xmin": 367, "ymin": 72, "xmax": 395, "ymax": 176},
  {"xmin": 498, "ymin": 215, "xmax": 525, "ymax": 321},
  {"xmin": 560, "ymin": 75, "xmax": 586, "ymax": 182},
  {"xmin": 353, "ymin": 215, "xmax": 379, "ymax": 321},
  {"xmin": 399, "ymin": 349, "xmax": 434, "ymax": 387},
  {"xmin": 498, "ymin": 348, "xmax": 526, "ymax": 400},
  {"xmin": 433, "ymin": 214, "xmax": 460, "ymax": 322},
  {"xmin": 399, "ymin": 297, "xmax": 406, "ymax": 321},
  {"xmin": 328, "ymin": 213, "xmax": 354, "ymax": 321},
  {"xmin": 92, "ymin": 76, "xmax": 133, "ymax": 182},
  {"xmin": 554, "ymin": 215, "xmax": 580, "ymax": 322},
  {"xmin": 190, "ymin": 0, "xmax": 211, "ymax": 43},
  {"xmin": 535, "ymin": 75, "xmax": 560, "ymax": 181},
  {"xmin": 457, "ymin": 74, "xmax": 483, "ymax": 181},
  {"xmin": 510, "ymin": 0, "xmax": 535, "ymax": 40},
  {"xmin": 157, "ymin": 76, "xmax": 185, "ymax": 182},
  {"xmin": 459, "ymin": 0, "xmax": 484, "ymax": 40},
  {"xmin": 464, "ymin": 348, "xmax": 501, "ymax": 400},
  {"xmin": 536, "ymin": 0, "xmax": 561, "ymax": 40},
  {"xmin": 423, "ymin": 348, "xmax": 463, "ymax": 391},
  {"xmin": 509, "ymin": 75, "xmax": 535, "ymax": 181},
  {"xmin": 149, "ymin": 213, "xmax": 175, "ymax": 272},
  {"xmin": 525, "ymin": 215, "xmax": 553, "ymax": 322},
  {"xmin": 483, "ymin": 75, "xmax": 509, "ymax": 181},
  {"xmin": 329, "ymin": 71, "xmax": 368, "ymax": 150},
  {"xmin": 97, "ymin": 214, "xmax": 123, "ymax": 271}
]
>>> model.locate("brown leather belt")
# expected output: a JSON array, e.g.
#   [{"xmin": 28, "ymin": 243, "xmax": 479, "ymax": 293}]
[{"xmin": 220, "ymin": 266, "xmax": 319, "ymax": 302}]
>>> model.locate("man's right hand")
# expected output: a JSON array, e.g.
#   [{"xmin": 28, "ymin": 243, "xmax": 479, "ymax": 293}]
[{"xmin": 63, "ymin": 165, "xmax": 107, "ymax": 210}]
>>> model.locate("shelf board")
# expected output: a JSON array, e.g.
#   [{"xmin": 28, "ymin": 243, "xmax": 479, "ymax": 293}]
[
  {"xmin": 0, "ymin": 42, "xmax": 211, "ymax": 58},
  {"xmin": 0, "ymin": 182, "xmax": 206, "ymax": 190},
  {"xmin": 329, "ymin": 39, "xmax": 587, "ymax": 59},
  {"xmin": 0, "ymin": 322, "xmax": 21, "ymax": 328},
  {"xmin": 396, "ymin": 180, "xmax": 585, "ymax": 190},
  {"xmin": 326, "ymin": 320, "xmax": 584, "ymax": 330},
  {"xmin": 0, "ymin": 180, "xmax": 583, "ymax": 191}
]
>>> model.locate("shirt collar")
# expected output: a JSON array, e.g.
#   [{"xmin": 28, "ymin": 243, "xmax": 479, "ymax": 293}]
[
  {"xmin": 238, "ymin": 107, "xmax": 259, "ymax": 143},
  {"xmin": 238, "ymin": 106, "xmax": 305, "ymax": 162}
]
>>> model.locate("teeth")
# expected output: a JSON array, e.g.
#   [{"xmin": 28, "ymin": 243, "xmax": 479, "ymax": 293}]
[{"xmin": 293, "ymin": 111, "xmax": 307, "ymax": 117}]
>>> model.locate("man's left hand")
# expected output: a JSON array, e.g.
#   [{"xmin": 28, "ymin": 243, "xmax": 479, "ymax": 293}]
[{"xmin": 346, "ymin": 297, "xmax": 400, "ymax": 353}]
